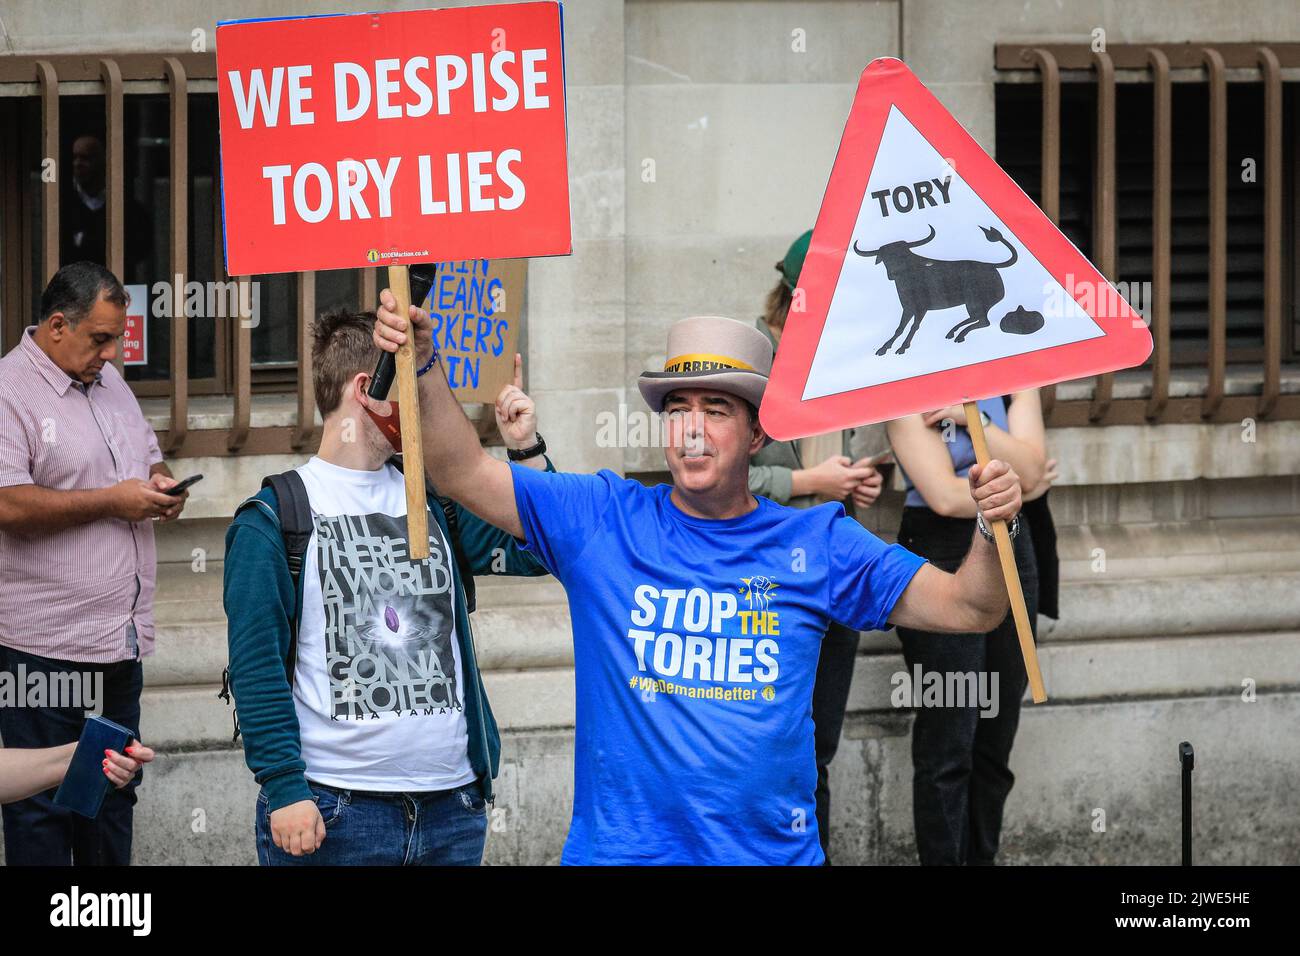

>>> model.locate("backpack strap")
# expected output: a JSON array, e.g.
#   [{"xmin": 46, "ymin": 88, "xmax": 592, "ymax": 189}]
[
  {"xmin": 387, "ymin": 455, "xmax": 477, "ymax": 614},
  {"xmin": 440, "ymin": 492, "xmax": 477, "ymax": 615},
  {"xmin": 260, "ymin": 470, "xmax": 313, "ymax": 685},
  {"xmin": 219, "ymin": 469, "xmax": 312, "ymax": 743}
]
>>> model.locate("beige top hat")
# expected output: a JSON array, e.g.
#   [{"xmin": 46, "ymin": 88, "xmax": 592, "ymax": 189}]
[{"xmin": 637, "ymin": 315, "xmax": 773, "ymax": 435}]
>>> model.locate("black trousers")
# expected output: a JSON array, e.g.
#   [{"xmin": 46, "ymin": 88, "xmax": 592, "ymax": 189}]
[
  {"xmin": 811, "ymin": 619, "xmax": 861, "ymax": 863},
  {"xmin": 0, "ymin": 645, "xmax": 143, "ymax": 866},
  {"xmin": 895, "ymin": 509, "xmax": 1038, "ymax": 866}
]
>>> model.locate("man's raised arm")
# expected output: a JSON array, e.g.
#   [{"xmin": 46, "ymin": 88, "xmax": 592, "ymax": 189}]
[
  {"xmin": 887, "ymin": 459, "xmax": 1023, "ymax": 634},
  {"xmin": 373, "ymin": 288, "xmax": 524, "ymax": 539}
]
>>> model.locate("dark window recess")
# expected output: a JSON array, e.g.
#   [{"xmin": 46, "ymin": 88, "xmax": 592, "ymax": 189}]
[
  {"xmin": 249, "ymin": 269, "xmax": 359, "ymax": 368},
  {"xmin": 23, "ymin": 86, "xmax": 363, "ymax": 379},
  {"xmin": 52, "ymin": 92, "xmax": 221, "ymax": 382},
  {"xmin": 995, "ymin": 81, "xmax": 1297, "ymax": 363}
]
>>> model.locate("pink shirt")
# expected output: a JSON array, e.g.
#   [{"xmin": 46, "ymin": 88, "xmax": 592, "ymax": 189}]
[{"xmin": 0, "ymin": 326, "xmax": 162, "ymax": 663}]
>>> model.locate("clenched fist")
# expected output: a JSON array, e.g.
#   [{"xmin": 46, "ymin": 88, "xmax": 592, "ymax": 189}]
[
  {"xmin": 967, "ymin": 459, "xmax": 1021, "ymax": 524},
  {"xmin": 374, "ymin": 288, "xmax": 435, "ymax": 369},
  {"xmin": 269, "ymin": 799, "xmax": 327, "ymax": 857}
]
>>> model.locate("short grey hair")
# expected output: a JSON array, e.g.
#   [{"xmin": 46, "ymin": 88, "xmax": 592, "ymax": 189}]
[{"xmin": 40, "ymin": 261, "xmax": 128, "ymax": 328}]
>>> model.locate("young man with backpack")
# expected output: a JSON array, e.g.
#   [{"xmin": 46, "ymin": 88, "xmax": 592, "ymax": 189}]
[{"xmin": 223, "ymin": 309, "xmax": 552, "ymax": 866}]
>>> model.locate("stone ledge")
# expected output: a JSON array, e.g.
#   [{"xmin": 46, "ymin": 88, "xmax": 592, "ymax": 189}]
[
  {"xmin": 852, "ymin": 631, "xmax": 1300, "ymax": 711},
  {"xmin": 153, "ymin": 413, "xmax": 1300, "ymax": 522},
  {"xmin": 1046, "ymin": 419, "xmax": 1300, "ymax": 487},
  {"xmin": 12, "ymin": 689, "xmax": 1296, "ymax": 865},
  {"xmin": 833, "ymin": 690, "xmax": 1300, "ymax": 865},
  {"xmin": 149, "ymin": 566, "xmax": 1300, "ymax": 686},
  {"xmin": 144, "ymin": 628, "xmax": 1299, "ymax": 749},
  {"xmin": 1042, "ymin": 571, "xmax": 1300, "ymax": 642},
  {"xmin": 139, "ymin": 685, "xmax": 240, "ymax": 752},
  {"xmin": 1054, "ymin": 365, "xmax": 1300, "ymax": 403},
  {"xmin": 1055, "ymin": 516, "xmax": 1300, "ymax": 579}
]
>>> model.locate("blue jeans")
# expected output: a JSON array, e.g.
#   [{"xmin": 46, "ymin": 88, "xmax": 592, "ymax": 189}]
[
  {"xmin": 0, "ymin": 645, "xmax": 143, "ymax": 866},
  {"xmin": 256, "ymin": 780, "xmax": 489, "ymax": 866}
]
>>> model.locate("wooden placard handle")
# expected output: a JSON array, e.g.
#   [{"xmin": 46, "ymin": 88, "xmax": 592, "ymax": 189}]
[
  {"xmin": 390, "ymin": 265, "xmax": 429, "ymax": 560},
  {"xmin": 963, "ymin": 401, "xmax": 1047, "ymax": 704}
]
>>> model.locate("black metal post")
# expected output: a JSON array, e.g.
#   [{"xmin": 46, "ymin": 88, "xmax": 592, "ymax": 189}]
[{"xmin": 1179, "ymin": 741, "xmax": 1194, "ymax": 866}]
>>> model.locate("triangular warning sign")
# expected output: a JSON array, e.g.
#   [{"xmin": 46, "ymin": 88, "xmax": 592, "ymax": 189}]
[{"xmin": 761, "ymin": 58, "xmax": 1152, "ymax": 441}]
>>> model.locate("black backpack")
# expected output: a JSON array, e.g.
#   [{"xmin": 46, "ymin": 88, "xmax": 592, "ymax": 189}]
[{"xmin": 218, "ymin": 455, "xmax": 477, "ymax": 741}]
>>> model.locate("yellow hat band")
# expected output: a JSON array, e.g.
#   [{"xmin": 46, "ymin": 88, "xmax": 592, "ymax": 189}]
[{"xmin": 663, "ymin": 353, "xmax": 755, "ymax": 373}]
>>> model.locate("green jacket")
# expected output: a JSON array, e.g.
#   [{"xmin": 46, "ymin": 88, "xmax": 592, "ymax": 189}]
[
  {"xmin": 749, "ymin": 319, "xmax": 863, "ymax": 509},
  {"xmin": 223, "ymin": 461, "xmax": 552, "ymax": 813}
]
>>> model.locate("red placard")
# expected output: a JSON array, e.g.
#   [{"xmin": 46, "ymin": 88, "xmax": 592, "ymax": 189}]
[
  {"xmin": 216, "ymin": 2, "xmax": 571, "ymax": 275},
  {"xmin": 122, "ymin": 284, "xmax": 148, "ymax": 366},
  {"xmin": 761, "ymin": 58, "xmax": 1152, "ymax": 441}
]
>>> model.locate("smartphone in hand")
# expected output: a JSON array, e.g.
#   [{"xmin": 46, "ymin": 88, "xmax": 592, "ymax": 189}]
[{"xmin": 165, "ymin": 473, "xmax": 204, "ymax": 497}]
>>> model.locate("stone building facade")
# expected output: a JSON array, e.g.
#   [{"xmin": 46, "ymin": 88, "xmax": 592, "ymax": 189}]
[{"xmin": 0, "ymin": 0, "xmax": 1297, "ymax": 864}]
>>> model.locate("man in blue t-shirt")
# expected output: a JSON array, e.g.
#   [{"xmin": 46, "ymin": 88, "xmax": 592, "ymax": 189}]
[{"xmin": 373, "ymin": 300, "xmax": 1026, "ymax": 865}]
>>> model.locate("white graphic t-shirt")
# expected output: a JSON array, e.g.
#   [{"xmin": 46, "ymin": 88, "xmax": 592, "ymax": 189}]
[{"xmin": 292, "ymin": 456, "xmax": 475, "ymax": 792}]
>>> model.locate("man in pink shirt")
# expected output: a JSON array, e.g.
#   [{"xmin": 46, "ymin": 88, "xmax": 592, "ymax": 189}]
[{"xmin": 0, "ymin": 261, "xmax": 189, "ymax": 865}]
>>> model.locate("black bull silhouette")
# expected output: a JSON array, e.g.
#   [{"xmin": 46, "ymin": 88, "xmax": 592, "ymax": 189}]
[{"xmin": 854, "ymin": 224, "xmax": 1020, "ymax": 355}]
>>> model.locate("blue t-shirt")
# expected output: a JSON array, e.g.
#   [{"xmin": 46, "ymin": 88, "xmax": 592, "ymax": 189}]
[{"xmin": 510, "ymin": 464, "xmax": 927, "ymax": 865}]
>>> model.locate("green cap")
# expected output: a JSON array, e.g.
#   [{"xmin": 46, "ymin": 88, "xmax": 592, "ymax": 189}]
[{"xmin": 777, "ymin": 230, "xmax": 813, "ymax": 289}]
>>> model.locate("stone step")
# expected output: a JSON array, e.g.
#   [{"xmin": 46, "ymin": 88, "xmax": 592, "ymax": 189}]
[
  {"xmin": 1046, "ymin": 418, "xmax": 1300, "ymax": 488},
  {"xmin": 142, "ymin": 629, "xmax": 1300, "ymax": 751},
  {"xmin": 850, "ymin": 630, "xmax": 1300, "ymax": 713},
  {"xmin": 155, "ymin": 453, "xmax": 303, "ymax": 521},
  {"xmin": 157, "ymin": 567, "xmax": 1294, "ymax": 642},
  {"xmin": 473, "ymin": 576, "xmax": 568, "ymax": 608},
  {"xmin": 145, "ymin": 621, "xmax": 233, "ymax": 687},
  {"xmin": 150, "ymin": 556, "xmax": 566, "ymax": 637},
  {"xmin": 27, "ymin": 688, "xmax": 1294, "ymax": 866},
  {"xmin": 15, "ymin": 688, "xmax": 1296, "ymax": 866},
  {"xmin": 859, "ymin": 567, "xmax": 1300, "ymax": 649},
  {"xmin": 149, "ymin": 564, "xmax": 1300, "ymax": 684},
  {"xmin": 152, "ymin": 562, "xmax": 226, "ymax": 623},
  {"xmin": 469, "ymin": 605, "xmax": 576, "ymax": 669},
  {"xmin": 144, "ymin": 600, "xmax": 577, "ymax": 687},
  {"xmin": 151, "ymin": 555, "xmax": 567, "ymax": 623},
  {"xmin": 1041, "ymin": 569, "xmax": 1300, "ymax": 642},
  {"xmin": 1055, "ymin": 516, "xmax": 1300, "ymax": 580},
  {"xmin": 150, "ymin": 506, "xmax": 1300, "ymax": 645},
  {"xmin": 158, "ymin": 524, "xmax": 1300, "ymax": 595},
  {"xmin": 139, "ymin": 684, "xmax": 241, "ymax": 751},
  {"xmin": 143, "ymin": 414, "xmax": 1300, "ymax": 501},
  {"xmin": 155, "ymin": 516, "xmax": 232, "ymax": 564}
]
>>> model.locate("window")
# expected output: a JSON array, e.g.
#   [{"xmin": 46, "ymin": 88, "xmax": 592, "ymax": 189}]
[
  {"xmin": 994, "ymin": 43, "xmax": 1299, "ymax": 424},
  {"xmin": 996, "ymin": 79, "xmax": 1297, "ymax": 362},
  {"xmin": 0, "ymin": 53, "xmax": 377, "ymax": 399}
]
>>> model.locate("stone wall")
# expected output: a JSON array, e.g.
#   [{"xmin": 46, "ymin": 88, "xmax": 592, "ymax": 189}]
[{"xmin": 1, "ymin": 0, "xmax": 1297, "ymax": 864}]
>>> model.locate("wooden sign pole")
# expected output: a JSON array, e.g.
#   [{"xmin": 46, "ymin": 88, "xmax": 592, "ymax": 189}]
[
  {"xmin": 963, "ymin": 401, "xmax": 1047, "ymax": 703},
  {"xmin": 390, "ymin": 265, "xmax": 430, "ymax": 560}
]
